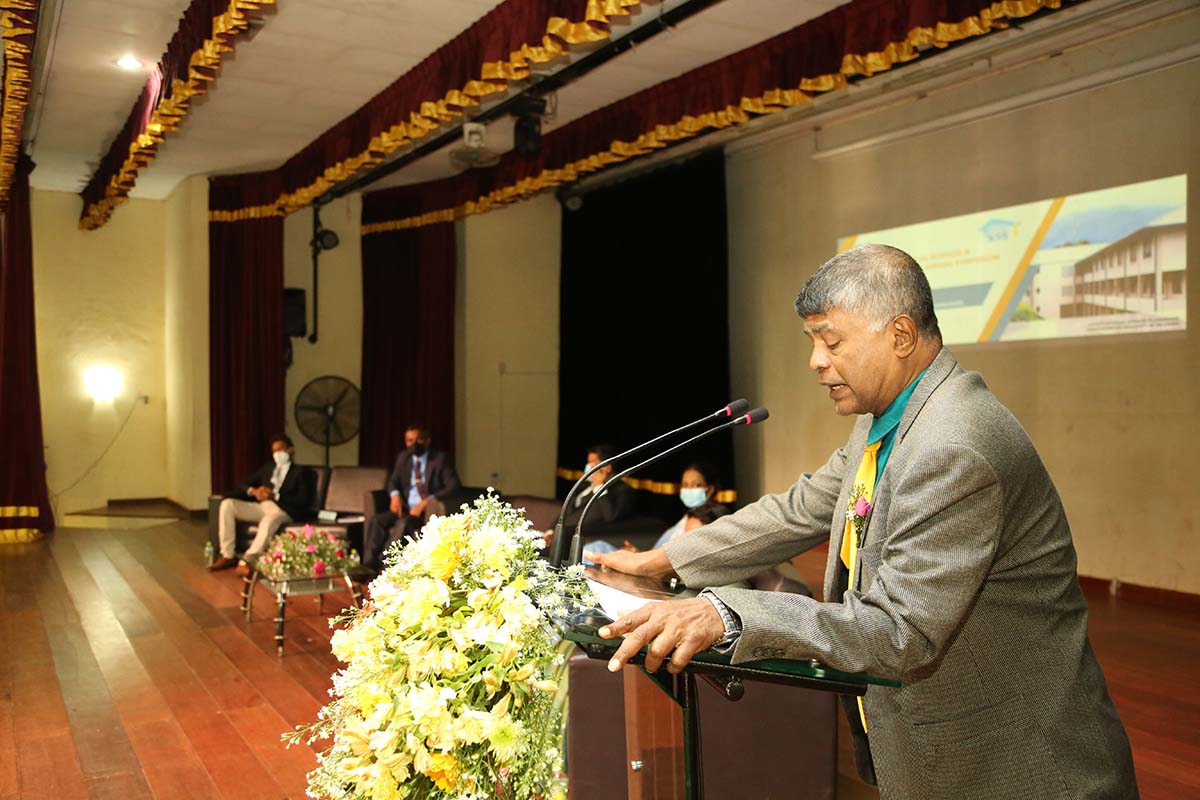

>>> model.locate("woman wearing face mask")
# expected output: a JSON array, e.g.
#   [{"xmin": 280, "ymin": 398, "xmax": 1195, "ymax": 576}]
[
  {"xmin": 654, "ymin": 461, "xmax": 728, "ymax": 548},
  {"xmin": 586, "ymin": 462, "xmax": 728, "ymax": 557}
]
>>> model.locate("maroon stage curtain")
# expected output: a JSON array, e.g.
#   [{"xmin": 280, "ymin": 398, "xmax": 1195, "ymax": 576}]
[
  {"xmin": 0, "ymin": 154, "xmax": 54, "ymax": 536},
  {"xmin": 208, "ymin": 174, "xmax": 285, "ymax": 493},
  {"xmin": 79, "ymin": 0, "xmax": 273, "ymax": 229},
  {"xmin": 358, "ymin": 219, "xmax": 457, "ymax": 468}
]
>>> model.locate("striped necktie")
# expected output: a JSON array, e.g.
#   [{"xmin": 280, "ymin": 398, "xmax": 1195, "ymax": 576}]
[
  {"xmin": 841, "ymin": 438, "xmax": 882, "ymax": 733},
  {"xmin": 414, "ymin": 459, "xmax": 429, "ymax": 500}
]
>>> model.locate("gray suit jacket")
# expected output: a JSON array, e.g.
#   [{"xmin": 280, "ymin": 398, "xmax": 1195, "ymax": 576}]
[{"xmin": 664, "ymin": 349, "xmax": 1137, "ymax": 800}]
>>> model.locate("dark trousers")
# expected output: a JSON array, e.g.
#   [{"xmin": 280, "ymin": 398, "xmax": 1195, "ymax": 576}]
[{"xmin": 361, "ymin": 497, "xmax": 446, "ymax": 573}]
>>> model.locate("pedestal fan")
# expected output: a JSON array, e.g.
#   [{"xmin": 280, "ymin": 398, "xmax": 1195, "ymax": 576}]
[{"xmin": 294, "ymin": 376, "xmax": 361, "ymax": 467}]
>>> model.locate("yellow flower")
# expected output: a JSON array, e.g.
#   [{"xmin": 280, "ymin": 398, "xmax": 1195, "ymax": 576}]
[
  {"xmin": 510, "ymin": 662, "xmax": 536, "ymax": 682},
  {"xmin": 488, "ymin": 717, "xmax": 527, "ymax": 763},
  {"xmin": 498, "ymin": 640, "xmax": 520, "ymax": 665},
  {"xmin": 365, "ymin": 762, "xmax": 407, "ymax": 800},
  {"xmin": 490, "ymin": 692, "xmax": 512, "ymax": 719},
  {"xmin": 338, "ymin": 716, "xmax": 373, "ymax": 759},
  {"xmin": 424, "ymin": 752, "xmax": 461, "ymax": 791},
  {"xmin": 532, "ymin": 679, "xmax": 559, "ymax": 693},
  {"xmin": 426, "ymin": 534, "xmax": 461, "ymax": 581}
]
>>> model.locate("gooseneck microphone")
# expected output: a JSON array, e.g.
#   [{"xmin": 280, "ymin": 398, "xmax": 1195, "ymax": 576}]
[
  {"xmin": 549, "ymin": 400, "xmax": 750, "ymax": 567},
  {"xmin": 569, "ymin": 407, "xmax": 770, "ymax": 565}
]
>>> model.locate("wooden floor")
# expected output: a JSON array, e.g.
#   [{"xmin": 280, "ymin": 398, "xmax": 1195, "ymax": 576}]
[{"xmin": 1, "ymin": 520, "xmax": 1197, "ymax": 799}]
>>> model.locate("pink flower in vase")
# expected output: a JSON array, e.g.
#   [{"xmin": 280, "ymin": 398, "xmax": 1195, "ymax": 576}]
[
  {"xmin": 303, "ymin": 524, "xmax": 314, "ymax": 538},
  {"xmin": 326, "ymin": 533, "xmax": 337, "ymax": 543},
  {"xmin": 305, "ymin": 544, "xmax": 317, "ymax": 553},
  {"xmin": 854, "ymin": 497, "xmax": 872, "ymax": 518},
  {"xmin": 313, "ymin": 561, "xmax": 326, "ymax": 577}
]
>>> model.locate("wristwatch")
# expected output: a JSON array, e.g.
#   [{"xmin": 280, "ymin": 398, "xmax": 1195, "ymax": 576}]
[{"xmin": 700, "ymin": 589, "xmax": 742, "ymax": 652}]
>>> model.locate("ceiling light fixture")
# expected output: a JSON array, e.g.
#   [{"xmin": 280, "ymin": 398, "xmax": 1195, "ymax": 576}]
[{"xmin": 116, "ymin": 55, "xmax": 142, "ymax": 71}]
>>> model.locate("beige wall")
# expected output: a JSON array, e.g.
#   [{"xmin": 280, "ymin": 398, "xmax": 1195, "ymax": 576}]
[
  {"xmin": 32, "ymin": 190, "xmax": 168, "ymax": 515},
  {"xmin": 163, "ymin": 176, "xmax": 211, "ymax": 510},
  {"xmin": 455, "ymin": 193, "xmax": 561, "ymax": 497},
  {"xmin": 282, "ymin": 194, "xmax": 363, "ymax": 467},
  {"xmin": 725, "ymin": 36, "xmax": 1199, "ymax": 591}
]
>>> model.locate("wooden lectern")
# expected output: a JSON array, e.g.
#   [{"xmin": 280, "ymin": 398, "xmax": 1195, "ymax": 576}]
[{"xmin": 564, "ymin": 569, "xmax": 899, "ymax": 799}]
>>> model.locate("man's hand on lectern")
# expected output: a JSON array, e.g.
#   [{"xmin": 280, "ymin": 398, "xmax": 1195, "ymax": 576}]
[
  {"xmin": 584, "ymin": 547, "xmax": 672, "ymax": 577},
  {"xmin": 598, "ymin": 598, "xmax": 725, "ymax": 675}
]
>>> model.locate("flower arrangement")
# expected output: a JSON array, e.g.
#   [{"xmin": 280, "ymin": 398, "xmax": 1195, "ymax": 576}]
[
  {"xmin": 260, "ymin": 524, "xmax": 359, "ymax": 581},
  {"xmin": 285, "ymin": 491, "xmax": 592, "ymax": 800}
]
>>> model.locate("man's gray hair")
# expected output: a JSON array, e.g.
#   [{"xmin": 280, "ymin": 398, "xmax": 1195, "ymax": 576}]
[{"xmin": 794, "ymin": 244, "xmax": 941, "ymax": 340}]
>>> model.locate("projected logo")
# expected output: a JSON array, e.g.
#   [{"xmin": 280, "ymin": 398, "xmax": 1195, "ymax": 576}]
[{"xmin": 838, "ymin": 174, "xmax": 1187, "ymax": 345}]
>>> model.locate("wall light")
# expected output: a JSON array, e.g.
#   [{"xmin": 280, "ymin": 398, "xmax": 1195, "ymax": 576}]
[
  {"xmin": 84, "ymin": 365, "xmax": 124, "ymax": 402},
  {"xmin": 116, "ymin": 55, "xmax": 143, "ymax": 71}
]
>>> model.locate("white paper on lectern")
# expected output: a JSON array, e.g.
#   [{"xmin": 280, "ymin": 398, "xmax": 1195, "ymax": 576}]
[{"xmin": 586, "ymin": 578, "xmax": 661, "ymax": 620}]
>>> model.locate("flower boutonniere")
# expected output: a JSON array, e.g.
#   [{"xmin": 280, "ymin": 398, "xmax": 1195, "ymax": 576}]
[{"xmin": 846, "ymin": 484, "xmax": 873, "ymax": 549}]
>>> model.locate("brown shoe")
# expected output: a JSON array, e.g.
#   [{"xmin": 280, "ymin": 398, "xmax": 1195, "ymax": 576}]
[
  {"xmin": 235, "ymin": 560, "xmax": 252, "ymax": 577},
  {"xmin": 208, "ymin": 556, "xmax": 237, "ymax": 571}
]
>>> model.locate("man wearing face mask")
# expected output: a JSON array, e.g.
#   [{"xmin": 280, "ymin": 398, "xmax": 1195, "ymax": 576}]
[
  {"xmin": 361, "ymin": 425, "xmax": 462, "ymax": 574},
  {"xmin": 561, "ymin": 443, "xmax": 637, "ymax": 531},
  {"xmin": 210, "ymin": 434, "xmax": 318, "ymax": 575}
]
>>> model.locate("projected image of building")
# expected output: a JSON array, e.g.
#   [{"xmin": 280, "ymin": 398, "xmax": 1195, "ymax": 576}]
[
  {"xmin": 1021, "ymin": 244, "xmax": 1105, "ymax": 321},
  {"xmin": 1061, "ymin": 206, "xmax": 1186, "ymax": 318}
]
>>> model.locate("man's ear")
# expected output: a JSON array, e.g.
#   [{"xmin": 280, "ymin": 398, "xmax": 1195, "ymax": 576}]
[{"xmin": 891, "ymin": 315, "xmax": 919, "ymax": 358}]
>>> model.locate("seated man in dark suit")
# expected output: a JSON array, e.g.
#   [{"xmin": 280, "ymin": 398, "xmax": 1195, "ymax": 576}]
[
  {"xmin": 361, "ymin": 424, "xmax": 461, "ymax": 573},
  {"xmin": 562, "ymin": 443, "xmax": 636, "ymax": 530},
  {"xmin": 210, "ymin": 434, "xmax": 317, "ymax": 575}
]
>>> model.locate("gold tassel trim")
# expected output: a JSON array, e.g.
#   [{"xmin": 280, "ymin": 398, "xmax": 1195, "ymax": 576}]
[
  {"xmin": 360, "ymin": 90, "xmax": 810, "ymax": 235},
  {"xmin": 0, "ymin": 505, "xmax": 40, "ymax": 517},
  {"xmin": 360, "ymin": 0, "xmax": 1057, "ymax": 236},
  {"xmin": 841, "ymin": 0, "xmax": 1060, "ymax": 77},
  {"xmin": 209, "ymin": 0, "xmax": 648, "ymax": 223},
  {"xmin": 0, "ymin": 528, "xmax": 42, "ymax": 543},
  {"xmin": 79, "ymin": 0, "xmax": 278, "ymax": 231},
  {"xmin": 208, "ymin": 203, "xmax": 284, "ymax": 222},
  {"xmin": 0, "ymin": 0, "xmax": 37, "ymax": 210},
  {"xmin": 555, "ymin": 468, "xmax": 737, "ymax": 504}
]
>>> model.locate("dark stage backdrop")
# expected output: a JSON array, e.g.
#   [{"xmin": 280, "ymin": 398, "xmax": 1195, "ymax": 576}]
[
  {"xmin": 557, "ymin": 149, "xmax": 734, "ymax": 520},
  {"xmin": 358, "ymin": 222, "xmax": 457, "ymax": 468},
  {"xmin": 208, "ymin": 175, "xmax": 286, "ymax": 493}
]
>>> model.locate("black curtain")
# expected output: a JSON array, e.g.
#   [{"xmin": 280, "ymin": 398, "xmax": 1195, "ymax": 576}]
[
  {"xmin": 358, "ymin": 223, "xmax": 457, "ymax": 468},
  {"xmin": 557, "ymin": 149, "xmax": 734, "ymax": 520}
]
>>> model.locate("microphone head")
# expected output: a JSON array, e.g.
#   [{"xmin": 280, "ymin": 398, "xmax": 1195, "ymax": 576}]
[
  {"xmin": 740, "ymin": 407, "xmax": 770, "ymax": 424},
  {"xmin": 723, "ymin": 399, "xmax": 750, "ymax": 417}
]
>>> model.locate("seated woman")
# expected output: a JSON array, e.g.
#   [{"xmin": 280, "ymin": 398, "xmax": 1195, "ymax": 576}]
[{"xmin": 587, "ymin": 462, "xmax": 728, "ymax": 556}]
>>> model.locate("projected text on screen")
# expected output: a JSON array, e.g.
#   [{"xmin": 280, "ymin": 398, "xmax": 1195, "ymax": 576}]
[{"xmin": 838, "ymin": 175, "xmax": 1187, "ymax": 345}]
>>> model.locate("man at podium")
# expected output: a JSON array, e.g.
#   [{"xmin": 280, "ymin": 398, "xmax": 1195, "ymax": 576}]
[{"xmin": 588, "ymin": 244, "xmax": 1137, "ymax": 799}]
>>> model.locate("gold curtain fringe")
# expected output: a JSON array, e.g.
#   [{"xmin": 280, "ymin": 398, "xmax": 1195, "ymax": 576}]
[
  {"xmin": 842, "ymin": 0, "xmax": 1060, "ymax": 76},
  {"xmin": 208, "ymin": 204, "xmax": 285, "ymax": 222},
  {"xmin": 554, "ymin": 467, "xmax": 737, "ymax": 503},
  {"xmin": 0, "ymin": 0, "xmax": 37, "ymax": 210},
  {"xmin": 0, "ymin": 528, "xmax": 42, "ymax": 544},
  {"xmin": 211, "ymin": 1, "xmax": 652, "ymax": 224},
  {"xmin": 0, "ymin": 505, "xmax": 40, "ymax": 517},
  {"xmin": 79, "ymin": 0, "xmax": 278, "ymax": 231},
  {"xmin": 359, "ymin": 90, "xmax": 809, "ymax": 235},
  {"xmin": 360, "ymin": 0, "xmax": 1058, "ymax": 236}
]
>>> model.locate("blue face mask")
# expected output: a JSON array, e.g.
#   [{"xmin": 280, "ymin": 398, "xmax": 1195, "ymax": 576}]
[{"xmin": 679, "ymin": 487, "xmax": 708, "ymax": 509}]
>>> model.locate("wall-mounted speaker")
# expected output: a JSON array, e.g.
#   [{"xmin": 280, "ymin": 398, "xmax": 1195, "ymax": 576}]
[{"xmin": 284, "ymin": 288, "xmax": 307, "ymax": 337}]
